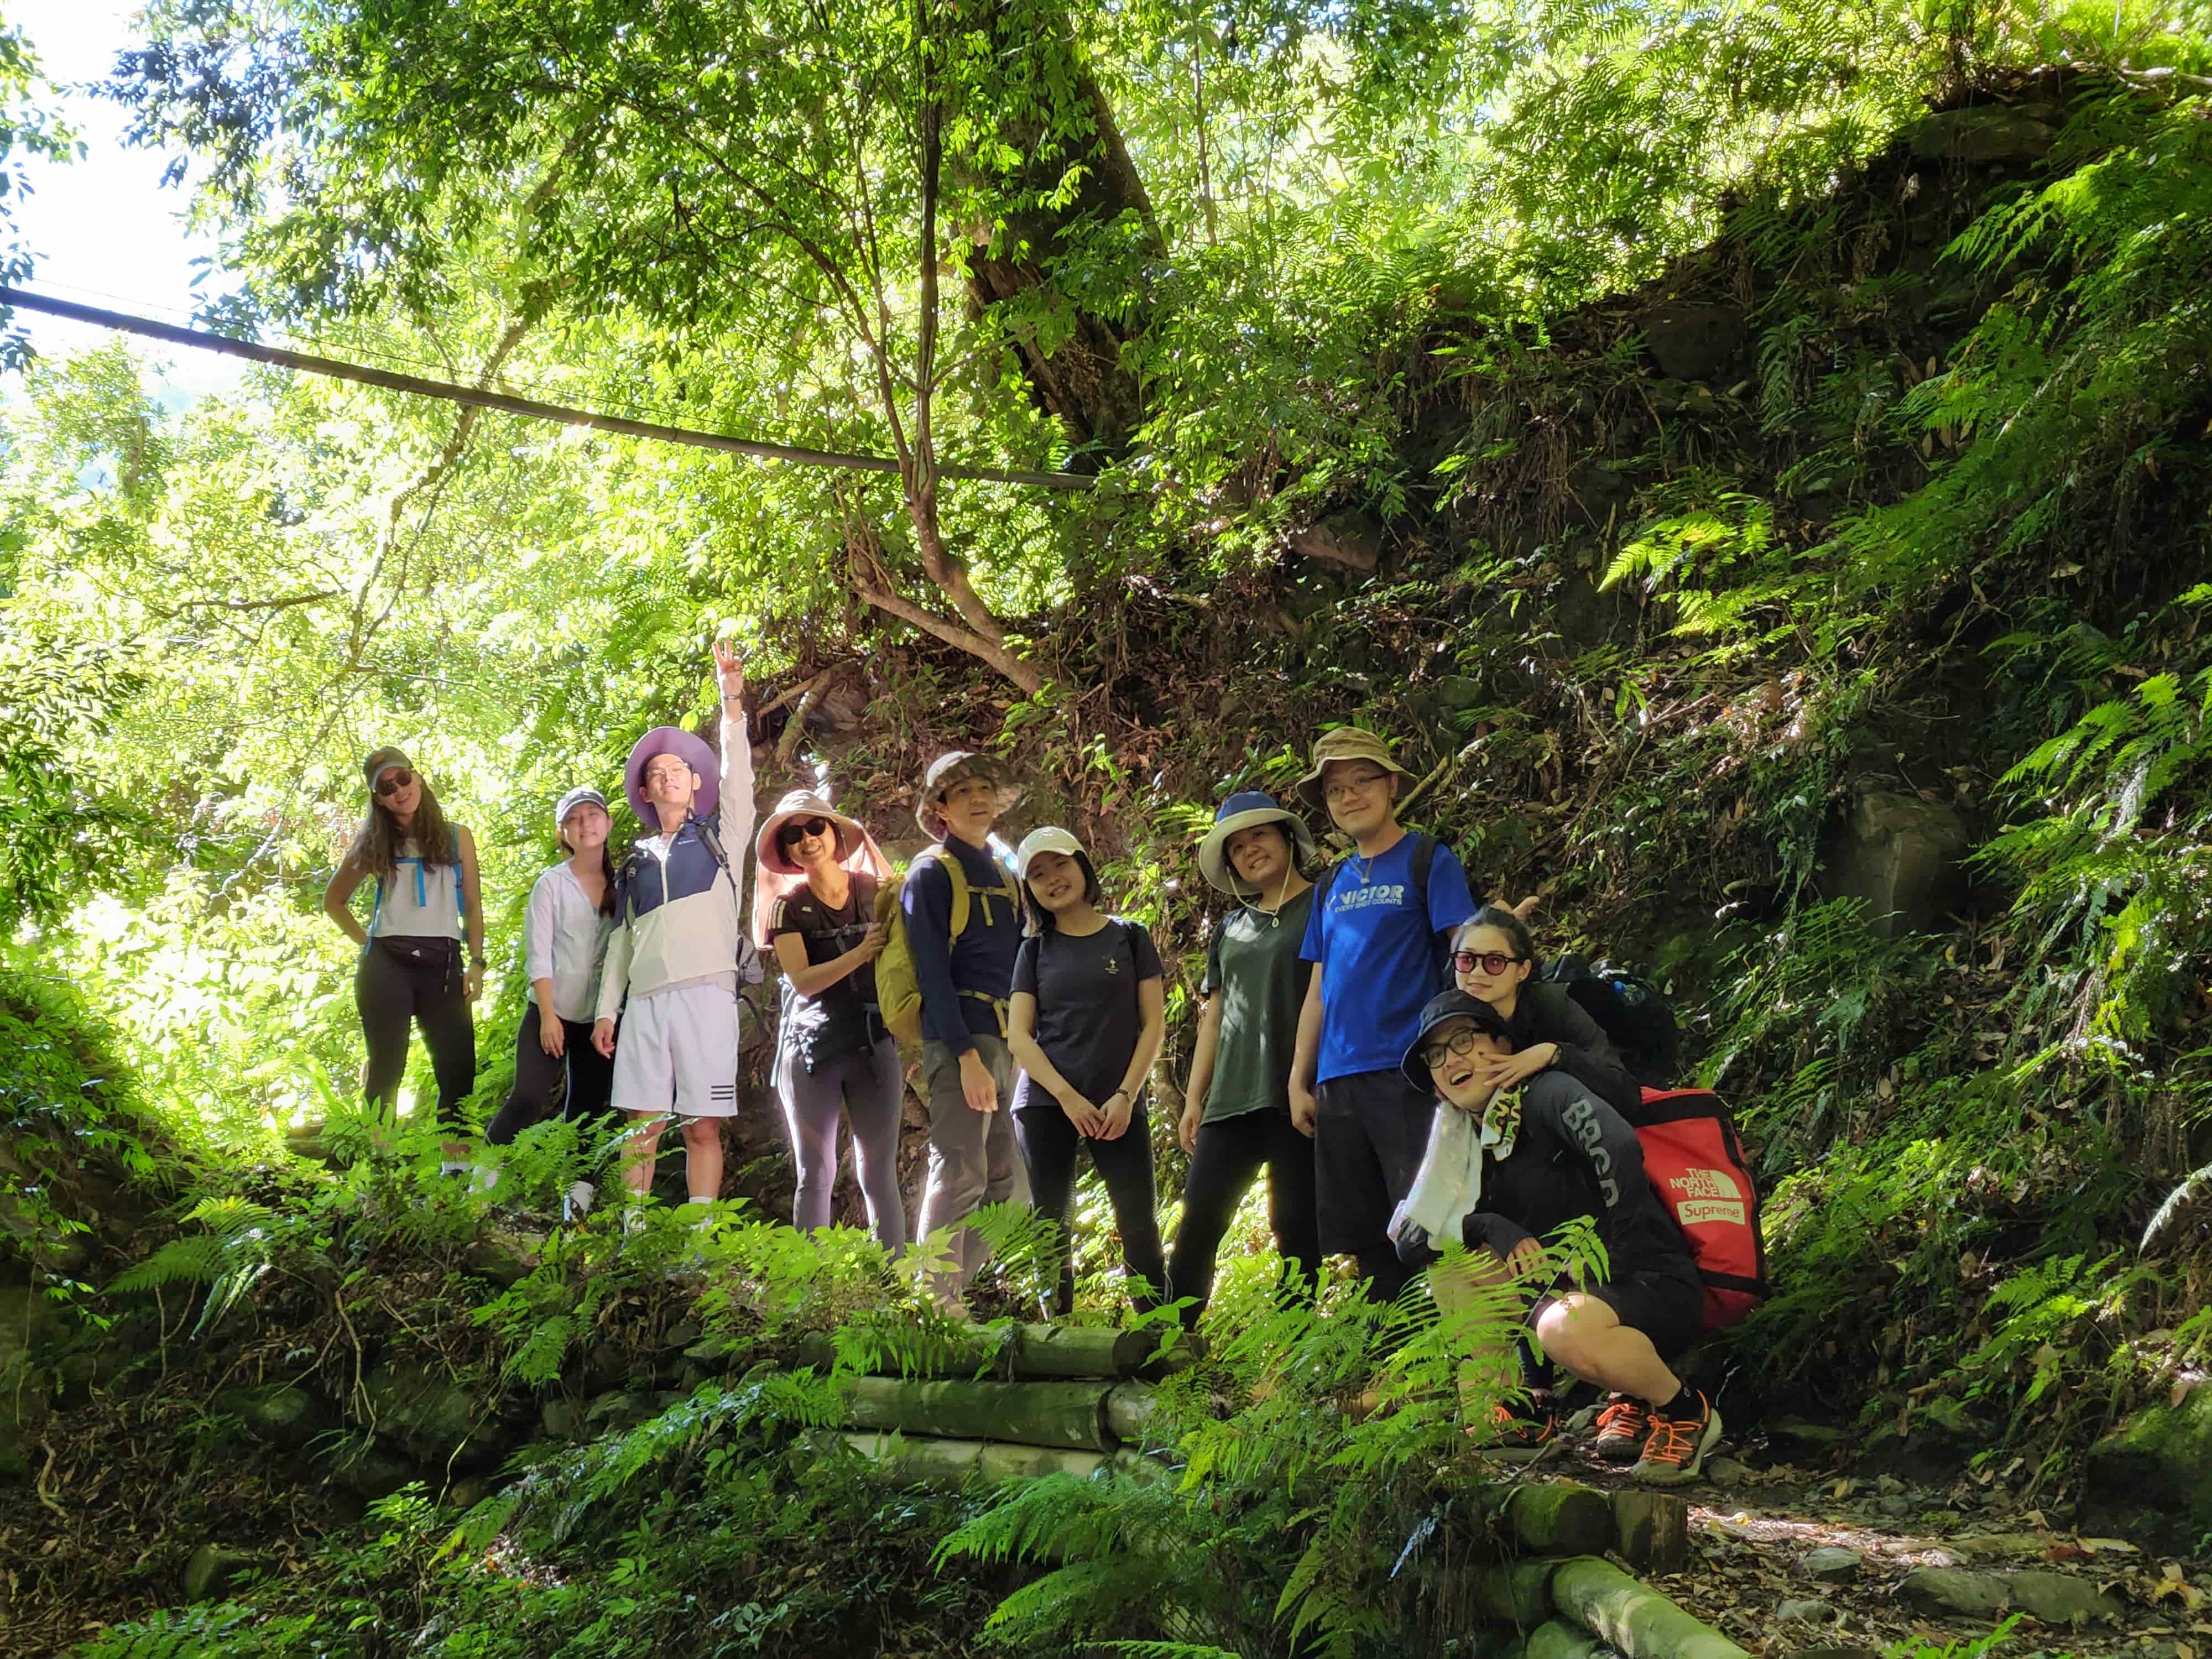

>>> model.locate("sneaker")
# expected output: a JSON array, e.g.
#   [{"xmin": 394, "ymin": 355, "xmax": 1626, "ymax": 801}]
[
  {"xmin": 1469, "ymin": 1400, "xmax": 1559, "ymax": 1452},
  {"xmin": 1594, "ymin": 1394, "xmax": 1650, "ymax": 1464},
  {"xmin": 469, "ymin": 1162, "xmax": 500, "ymax": 1194},
  {"xmin": 1632, "ymin": 1392, "xmax": 1721, "ymax": 1486}
]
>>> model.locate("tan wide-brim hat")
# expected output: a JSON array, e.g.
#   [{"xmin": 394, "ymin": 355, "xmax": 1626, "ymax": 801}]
[
  {"xmin": 755, "ymin": 790, "xmax": 868, "ymax": 875},
  {"xmin": 914, "ymin": 750, "xmax": 1024, "ymax": 837},
  {"xmin": 1292, "ymin": 727, "xmax": 1417, "ymax": 813}
]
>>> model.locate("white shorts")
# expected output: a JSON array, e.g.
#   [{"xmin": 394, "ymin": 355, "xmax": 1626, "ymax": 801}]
[{"xmin": 609, "ymin": 982, "xmax": 742, "ymax": 1119}]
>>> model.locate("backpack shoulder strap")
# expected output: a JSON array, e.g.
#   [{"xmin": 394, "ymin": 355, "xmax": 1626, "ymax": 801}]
[
  {"xmin": 936, "ymin": 844, "xmax": 973, "ymax": 938},
  {"xmin": 694, "ymin": 817, "xmax": 730, "ymax": 874},
  {"xmin": 1410, "ymin": 832, "xmax": 1437, "ymax": 909}
]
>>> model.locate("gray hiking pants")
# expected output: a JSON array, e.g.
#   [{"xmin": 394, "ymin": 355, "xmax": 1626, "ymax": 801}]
[
  {"xmin": 774, "ymin": 1035, "xmax": 909, "ymax": 1251},
  {"xmin": 914, "ymin": 1035, "xmax": 1030, "ymax": 1307}
]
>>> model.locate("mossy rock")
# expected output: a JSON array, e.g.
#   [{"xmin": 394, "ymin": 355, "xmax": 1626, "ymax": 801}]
[
  {"xmin": 217, "ymin": 1382, "xmax": 329, "ymax": 1451},
  {"xmin": 2088, "ymin": 1385, "xmax": 2212, "ymax": 1527},
  {"xmin": 363, "ymin": 1362, "xmax": 507, "ymax": 1468}
]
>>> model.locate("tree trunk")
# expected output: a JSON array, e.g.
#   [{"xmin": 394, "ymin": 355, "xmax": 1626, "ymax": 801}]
[
  {"xmin": 1547, "ymin": 1557, "xmax": 1752, "ymax": 1658},
  {"xmin": 1523, "ymin": 1621, "xmax": 1611, "ymax": 1659},
  {"xmin": 804, "ymin": 1321, "xmax": 1197, "ymax": 1380},
  {"xmin": 959, "ymin": 3, "xmax": 1159, "ymax": 464}
]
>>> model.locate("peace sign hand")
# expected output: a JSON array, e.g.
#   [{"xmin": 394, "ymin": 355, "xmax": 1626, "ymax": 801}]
[{"xmin": 712, "ymin": 639, "xmax": 747, "ymax": 701}]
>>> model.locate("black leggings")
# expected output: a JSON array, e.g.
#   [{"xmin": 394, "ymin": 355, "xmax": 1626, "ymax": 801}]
[
  {"xmin": 354, "ymin": 942, "xmax": 477, "ymax": 1134},
  {"xmin": 482, "ymin": 1009, "xmax": 617, "ymax": 1147},
  {"xmin": 1168, "ymin": 1107, "xmax": 1321, "ymax": 1326},
  {"xmin": 1013, "ymin": 1098, "xmax": 1168, "ymax": 1318}
]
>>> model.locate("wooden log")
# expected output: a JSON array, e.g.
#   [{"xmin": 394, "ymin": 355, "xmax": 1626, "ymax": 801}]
[
  {"xmin": 1610, "ymin": 1489, "xmax": 1691, "ymax": 1575},
  {"xmin": 1103, "ymin": 1382, "xmax": 1159, "ymax": 1446},
  {"xmin": 1504, "ymin": 1483, "xmax": 1614, "ymax": 1556},
  {"xmin": 842, "ymin": 1376, "xmax": 1116, "ymax": 1451},
  {"xmin": 804, "ymin": 1323, "xmax": 1201, "ymax": 1381},
  {"xmin": 843, "ymin": 1432, "xmax": 1107, "ymax": 1486},
  {"xmin": 1522, "ymin": 1620, "xmax": 1610, "ymax": 1659},
  {"xmin": 1548, "ymin": 1556, "xmax": 1751, "ymax": 1659},
  {"xmin": 1473, "ymin": 1560, "xmax": 1558, "ymax": 1627}
]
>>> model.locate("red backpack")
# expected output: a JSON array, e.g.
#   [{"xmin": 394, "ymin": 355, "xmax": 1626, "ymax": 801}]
[{"xmin": 1633, "ymin": 1088, "xmax": 1770, "ymax": 1330}]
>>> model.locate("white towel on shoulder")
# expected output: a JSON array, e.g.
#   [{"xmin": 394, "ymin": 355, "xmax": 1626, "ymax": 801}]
[{"xmin": 1387, "ymin": 1087, "xmax": 1520, "ymax": 1252}]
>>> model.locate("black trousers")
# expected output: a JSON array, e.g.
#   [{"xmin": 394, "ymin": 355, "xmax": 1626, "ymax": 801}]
[
  {"xmin": 1167, "ymin": 1107, "xmax": 1319, "ymax": 1325},
  {"xmin": 354, "ymin": 942, "xmax": 477, "ymax": 1134},
  {"xmin": 482, "ymin": 1009, "xmax": 617, "ymax": 1147},
  {"xmin": 1314, "ymin": 1070, "xmax": 1436, "ymax": 1305},
  {"xmin": 1012, "ymin": 1098, "xmax": 1169, "ymax": 1318}
]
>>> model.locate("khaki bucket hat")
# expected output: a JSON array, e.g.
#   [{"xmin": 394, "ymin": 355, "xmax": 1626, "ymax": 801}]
[
  {"xmin": 915, "ymin": 750, "xmax": 1024, "ymax": 837},
  {"xmin": 1292, "ymin": 727, "xmax": 1417, "ymax": 813}
]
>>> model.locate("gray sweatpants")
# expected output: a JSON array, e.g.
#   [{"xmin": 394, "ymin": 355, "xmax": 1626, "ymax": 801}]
[
  {"xmin": 914, "ymin": 1035, "xmax": 1030, "ymax": 1307},
  {"xmin": 774, "ymin": 1035, "xmax": 908, "ymax": 1251}
]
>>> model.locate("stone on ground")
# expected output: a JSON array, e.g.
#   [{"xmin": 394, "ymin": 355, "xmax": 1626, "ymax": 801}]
[
  {"xmin": 1802, "ymin": 1546, "xmax": 1861, "ymax": 1583},
  {"xmin": 2088, "ymin": 1384, "xmax": 2212, "ymax": 1528},
  {"xmin": 1776, "ymin": 1597, "xmax": 1835, "ymax": 1623}
]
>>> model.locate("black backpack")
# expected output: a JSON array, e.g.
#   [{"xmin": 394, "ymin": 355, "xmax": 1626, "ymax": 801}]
[{"xmin": 1541, "ymin": 954, "xmax": 1681, "ymax": 1088}]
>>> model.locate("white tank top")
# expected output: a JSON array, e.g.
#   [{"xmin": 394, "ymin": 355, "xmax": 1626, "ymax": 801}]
[{"xmin": 368, "ymin": 839, "xmax": 466, "ymax": 940}]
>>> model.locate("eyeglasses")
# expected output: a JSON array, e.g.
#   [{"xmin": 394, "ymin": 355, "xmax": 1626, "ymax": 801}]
[
  {"xmin": 778, "ymin": 817, "xmax": 832, "ymax": 846},
  {"xmin": 1418, "ymin": 1026, "xmax": 1493, "ymax": 1070},
  {"xmin": 1322, "ymin": 770, "xmax": 1391, "ymax": 803},
  {"xmin": 1452, "ymin": 950, "xmax": 1521, "ymax": 976},
  {"xmin": 643, "ymin": 760, "xmax": 691, "ymax": 785},
  {"xmin": 372, "ymin": 768, "xmax": 415, "ymax": 798}
]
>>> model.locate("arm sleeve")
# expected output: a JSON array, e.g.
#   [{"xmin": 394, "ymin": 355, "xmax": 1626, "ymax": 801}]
[
  {"xmin": 1427, "ymin": 842, "xmax": 1480, "ymax": 937},
  {"xmin": 1536, "ymin": 990, "xmax": 1644, "ymax": 1120},
  {"xmin": 595, "ymin": 918, "xmax": 633, "ymax": 1024},
  {"xmin": 717, "ymin": 710, "xmax": 758, "ymax": 894},
  {"xmin": 1202, "ymin": 923, "xmax": 1225, "ymax": 997},
  {"xmin": 1298, "ymin": 881, "xmax": 1327, "ymax": 965},
  {"xmin": 1462, "ymin": 1212, "xmax": 1537, "ymax": 1256},
  {"xmin": 1128, "ymin": 921, "xmax": 1164, "ymax": 982},
  {"xmin": 524, "ymin": 872, "xmax": 557, "ymax": 987},
  {"xmin": 763, "ymin": 896, "xmax": 797, "ymax": 942},
  {"xmin": 1012, "ymin": 936, "xmax": 1039, "ymax": 999},
  {"xmin": 1526, "ymin": 1075, "xmax": 1648, "ymax": 1222},
  {"xmin": 902, "ymin": 859, "xmax": 969, "ymax": 1053}
]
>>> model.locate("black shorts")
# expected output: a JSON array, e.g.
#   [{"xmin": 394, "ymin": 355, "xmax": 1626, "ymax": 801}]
[
  {"xmin": 1579, "ymin": 1260, "xmax": 1707, "ymax": 1364},
  {"xmin": 1313, "ymin": 1069, "xmax": 1436, "ymax": 1259}
]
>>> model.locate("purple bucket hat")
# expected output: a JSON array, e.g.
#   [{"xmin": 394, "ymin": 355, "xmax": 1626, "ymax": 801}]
[{"xmin": 624, "ymin": 726, "xmax": 719, "ymax": 825}]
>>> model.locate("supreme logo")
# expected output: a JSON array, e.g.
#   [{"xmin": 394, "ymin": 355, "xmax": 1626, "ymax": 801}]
[{"xmin": 1668, "ymin": 1166, "xmax": 1745, "ymax": 1227}]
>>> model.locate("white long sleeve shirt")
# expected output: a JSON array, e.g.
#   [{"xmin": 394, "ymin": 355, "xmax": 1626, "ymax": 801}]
[{"xmin": 521, "ymin": 862, "xmax": 613, "ymax": 1023}]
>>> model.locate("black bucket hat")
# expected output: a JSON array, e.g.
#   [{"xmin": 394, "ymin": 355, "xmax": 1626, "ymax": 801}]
[{"xmin": 1400, "ymin": 989, "xmax": 1511, "ymax": 1093}]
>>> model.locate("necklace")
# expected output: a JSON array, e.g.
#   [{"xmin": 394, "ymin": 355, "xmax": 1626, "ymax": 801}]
[{"xmin": 1349, "ymin": 849, "xmax": 1378, "ymax": 886}]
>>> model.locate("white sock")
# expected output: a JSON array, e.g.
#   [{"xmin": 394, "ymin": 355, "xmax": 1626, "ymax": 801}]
[{"xmin": 563, "ymin": 1180, "xmax": 596, "ymax": 1222}]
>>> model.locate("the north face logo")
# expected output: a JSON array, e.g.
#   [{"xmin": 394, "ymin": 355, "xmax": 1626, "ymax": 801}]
[{"xmin": 1668, "ymin": 1166, "xmax": 1745, "ymax": 1225}]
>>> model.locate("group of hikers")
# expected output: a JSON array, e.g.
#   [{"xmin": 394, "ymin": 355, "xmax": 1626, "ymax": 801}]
[{"xmin": 322, "ymin": 644, "xmax": 1728, "ymax": 1486}]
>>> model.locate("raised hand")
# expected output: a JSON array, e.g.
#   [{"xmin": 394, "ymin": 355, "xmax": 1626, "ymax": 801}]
[{"xmin": 712, "ymin": 639, "xmax": 747, "ymax": 701}]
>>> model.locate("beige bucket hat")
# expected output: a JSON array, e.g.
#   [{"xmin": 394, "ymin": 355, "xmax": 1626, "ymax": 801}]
[
  {"xmin": 915, "ymin": 750, "xmax": 1024, "ymax": 837},
  {"xmin": 1292, "ymin": 727, "xmax": 1417, "ymax": 813}
]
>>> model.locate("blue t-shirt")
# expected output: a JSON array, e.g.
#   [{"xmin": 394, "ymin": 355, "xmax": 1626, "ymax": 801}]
[{"xmin": 1299, "ymin": 832, "xmax": 1480, "ymax": 1083}]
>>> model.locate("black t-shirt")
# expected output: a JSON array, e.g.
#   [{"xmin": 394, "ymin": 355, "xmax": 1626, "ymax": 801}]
[
  {"xmin": 1010, "ymin": 918, "xmax": 1164, "ymax": 1108},
  {"xmin": 768, "ymin": 875, "xmax": 881, "ymax": 1070}
]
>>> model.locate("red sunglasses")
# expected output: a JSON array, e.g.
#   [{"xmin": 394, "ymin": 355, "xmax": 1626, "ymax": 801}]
[{"xmin": 1452, "ymin": 950, "xmax": 1521, "ymax": 976}]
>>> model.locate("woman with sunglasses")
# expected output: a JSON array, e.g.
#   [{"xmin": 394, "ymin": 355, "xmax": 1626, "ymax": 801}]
[
  {"xmin": 322, "ymin": 748, "xmax": 485, "ymax": 1172},
  {"xmin": 482, "ymin": 786, "xmax": 619, "ymax": 1214},
  {"xmin": 1448, "ymin": 907, "xmax": 1640, "ymax": 1119},
  {"xmin": 752, "ymin": 791, "xmax": 906, "ymax": 1250}
]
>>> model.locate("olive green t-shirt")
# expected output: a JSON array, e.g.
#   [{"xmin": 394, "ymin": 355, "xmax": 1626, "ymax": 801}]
[{"xmin": 1201, "ymin": 886, "xmax": 1316, "ymax": 1125}]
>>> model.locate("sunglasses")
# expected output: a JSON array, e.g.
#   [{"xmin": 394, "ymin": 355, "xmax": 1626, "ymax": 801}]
[
  {"xmin": 1419, "ymin": 1026, "xmax": 1495, "ymax": 1070},
  {"xmin": 1453, "ymin": 950, "xmax": 1521, "ymax": 976},
  {"xmin": 778, "ymin": 817, "xmax": 833, "ymax": 847},
  {"xmin": 372, "ymin": 768, "xmax": 416, "ymax": 798}
]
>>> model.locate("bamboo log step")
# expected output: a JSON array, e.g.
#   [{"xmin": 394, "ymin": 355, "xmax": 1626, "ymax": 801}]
[
  {"xmin": 1468, "ymin": 1480, "xmax": 1615, "ymax": 1557},
  {"xmin": 1547, "ymin": 1556, "xmax": 1750, "ymax": 1658},
  {"xmin": 801, "ymin": 1323, "xmax": 1200, "ymax": 1381},
  {"xmin": 842, "ymin": 1431, "xmax": 1110, "ymax": 1484},
  {"xmin": 842, "ymin": 1375, "xmax": 1144, "ymax": 1451}
]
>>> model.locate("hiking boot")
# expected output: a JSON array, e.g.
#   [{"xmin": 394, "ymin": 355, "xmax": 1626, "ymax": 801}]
[
  {"xmin": 1631, "ymin": 1392, "xmax": 1721, "ymax": 1486},
  {"xmin": 1594, "ymin": 1394, "xmax": 1650, "ymax": 1464},
  {"xmin": 561, "ymin": 1180, "xmax": 596, "ymax": 1223}
]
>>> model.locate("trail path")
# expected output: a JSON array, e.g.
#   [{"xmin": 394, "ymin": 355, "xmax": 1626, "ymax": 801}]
[{"xmin": 1527, "ymin": 1422, "xmax": 2209, "ymax": 1656}]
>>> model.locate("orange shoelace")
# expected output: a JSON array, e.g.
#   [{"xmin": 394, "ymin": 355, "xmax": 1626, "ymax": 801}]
[{"xmin": 1639, "ymin": 1409, "xmax": 1704, "ymax": 1465}]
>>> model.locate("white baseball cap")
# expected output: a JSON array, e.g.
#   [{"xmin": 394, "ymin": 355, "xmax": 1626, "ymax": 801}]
[{"xmin": 1013, "ymin": 825, "xmax": 1087, "ymax": 877}]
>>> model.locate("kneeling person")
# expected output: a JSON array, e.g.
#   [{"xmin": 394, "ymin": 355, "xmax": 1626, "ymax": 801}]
[{"xmin": 1393, "ymin": 990, "xmax": 1719, "ymax": 1486}]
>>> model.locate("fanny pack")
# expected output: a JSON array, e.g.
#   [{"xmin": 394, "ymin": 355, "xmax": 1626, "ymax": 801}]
[{"xmin": 375, "ymin": 935, "xmax": 459, "ymax": 971}]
